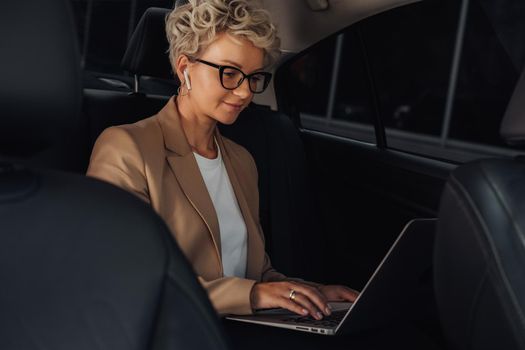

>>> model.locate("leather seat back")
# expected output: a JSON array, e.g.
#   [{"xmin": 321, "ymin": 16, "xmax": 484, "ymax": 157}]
[
  {"xmin": 0, "ymin": 1, "xmax": 229, "ymax": 349},
  {"xmin": 0, "ymin": 0, "xmax": 87, "ymax": 172},
  {"xmin": 435, "ymin": 160, "xmax": 525, "ymax": 350},
  {"xmin": 0, "ymin": 169, "xmax": 229, "ymax": 350}
]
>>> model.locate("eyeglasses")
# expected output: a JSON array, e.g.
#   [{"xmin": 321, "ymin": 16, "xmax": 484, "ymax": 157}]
[{"xmin": 195, "ymin": 58, "xmax": 272, "ymax": 94}]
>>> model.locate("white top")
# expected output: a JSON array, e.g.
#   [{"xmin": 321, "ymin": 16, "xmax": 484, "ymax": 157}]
[{"xmin": 193, "ymin": 141, "xmax": 248, "ymax": 278}]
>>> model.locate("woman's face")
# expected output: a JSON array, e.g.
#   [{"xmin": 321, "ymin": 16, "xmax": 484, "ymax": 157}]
[{"xmin": 183, "ymin": 33, "xmax": 265, "ymax": 125}]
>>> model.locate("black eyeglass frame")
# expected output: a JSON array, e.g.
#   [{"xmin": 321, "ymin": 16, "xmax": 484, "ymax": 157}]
[{"xmin": 194, "ymin": 58, "xmax": 272, "ymax": 94}]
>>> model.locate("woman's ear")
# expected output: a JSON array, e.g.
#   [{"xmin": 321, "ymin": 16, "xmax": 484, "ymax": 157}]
[{"xmin": 175, "ymin": 55, "xmax": 190, "ymax": 83}]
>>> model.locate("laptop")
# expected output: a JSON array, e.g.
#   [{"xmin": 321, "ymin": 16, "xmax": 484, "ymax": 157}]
[{"xmin": 226, "ymin": 218, "xmax": 436, "ymax": 335}]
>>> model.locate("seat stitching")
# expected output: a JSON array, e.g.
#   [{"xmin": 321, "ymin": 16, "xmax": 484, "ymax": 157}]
[
  {"xmin": 478, "ymin": 164, "xmax": 525, "ymax": 258},
  {"xmin": 477, "ymin": 164, "xmax": 525, "ymax": 328},
  {"xmin": 448, "ymin": 173, "xmax": 525, "ymax": 334}
]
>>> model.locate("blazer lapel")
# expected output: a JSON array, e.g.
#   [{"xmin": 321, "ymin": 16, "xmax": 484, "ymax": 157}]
[
  {"xmin": 216, "ymin": 130, "xmax": 265, "ymax": 280},
  {"xmin": 158, "ymin": 97, "xmax": 222, "ymax": 260}
]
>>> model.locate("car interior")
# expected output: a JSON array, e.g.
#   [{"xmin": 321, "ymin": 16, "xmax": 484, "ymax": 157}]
[{"xmin": 1, "ymin": 0, "xmax": 524, "ymax": 349}]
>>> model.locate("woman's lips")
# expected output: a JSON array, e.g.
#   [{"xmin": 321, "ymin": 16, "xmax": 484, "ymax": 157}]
[{"xmin": 223, "ymin": 101, "xmax": 243, "ymax": 111}]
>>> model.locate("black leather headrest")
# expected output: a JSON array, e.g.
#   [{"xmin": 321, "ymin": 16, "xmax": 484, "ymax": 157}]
[
  {"xmin": 435, "ymin": 159, "xmax": 525, "ymax": 349},
  {"xmin": 0, "ymin": 0, "xmax": 81, "ymax": 157},
  {"xmin": 501, "ymin": 69, "xmax": 525, "ymax": 145},
  {"xmin": 121, "ymin": 8, "xmax": 173, "ymax": 80}
]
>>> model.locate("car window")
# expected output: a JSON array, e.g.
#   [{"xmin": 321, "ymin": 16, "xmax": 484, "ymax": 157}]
[
  {"xmin": 449, "ymin": 0, "xmax": 525, "ymax": 149},
  {"xmin": 279, "ymin": 32, "xmax": 377, "ymax": 144},
  {"xmin": 360, "ymin": 0, "xmax": 458, "ymax": 154},
  {"xmin": 280, "ymin": 0, "xmax": 525, "ymax": 162}
]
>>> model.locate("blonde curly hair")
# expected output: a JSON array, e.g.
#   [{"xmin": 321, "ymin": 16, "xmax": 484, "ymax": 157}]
[{"xmin": 165, "ymin": 0, "xmax": 280, "ymax": 70}]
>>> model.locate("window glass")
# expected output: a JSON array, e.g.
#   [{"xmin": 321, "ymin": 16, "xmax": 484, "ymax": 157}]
[
  {"xmin": 362, "ymin": 0, "xmax": 525, "ymax": 160},
  {"xmin": 285, "ymin": 36, "xmax": 337, "ymax": 116},
  {"xmin": 450, "ymin": 0, "xmax": 525, "ymax": 149},
  {"xmin": 361, "ymin": 0, "xmax": 459, "ymax": 137},
  {"xmin": 331, "ymin": 29, "xmax": 376, "ymax": 142},
  {"xmin": 281, "ymin": 33, "xmax": 376, "ymax": 143}
]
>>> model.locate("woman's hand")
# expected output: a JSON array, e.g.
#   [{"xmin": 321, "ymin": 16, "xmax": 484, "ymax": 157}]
[
  {"xmin": 250, "ymin": 281, "xmax": 332, "ymax": 320},
  {"xmin": 317, "ymin": 285, "xmax": 360, "ymax": 303}
]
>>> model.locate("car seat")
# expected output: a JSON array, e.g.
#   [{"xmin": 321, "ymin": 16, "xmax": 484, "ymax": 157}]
[{"xmin": 0, "ymin": 1, "xmax": 230, "ymax": 349}]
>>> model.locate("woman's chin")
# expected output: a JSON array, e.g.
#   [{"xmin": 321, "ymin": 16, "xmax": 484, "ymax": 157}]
[{"xmin": 215, "ymin": 110, "xmax": 242, "ymax": 125}]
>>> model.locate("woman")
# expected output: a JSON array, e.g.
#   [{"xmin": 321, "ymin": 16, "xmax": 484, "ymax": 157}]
[{"xmin": 87, "ymin": 0, "xmax": 358, "ymax": 319}]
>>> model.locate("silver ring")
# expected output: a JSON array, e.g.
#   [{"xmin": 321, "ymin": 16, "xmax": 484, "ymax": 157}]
[{"xmin": 289, "ymin": 289, "xmax": 297, "ymax": 301}]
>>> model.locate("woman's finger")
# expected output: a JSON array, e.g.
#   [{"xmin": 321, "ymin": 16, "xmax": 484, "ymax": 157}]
[
  {"xmin": 290, "ymin": 283, "xmax": 330, "ymax": 316},
  {"xmin": 328, "ymin": 286, "xmax": 359, "ymax": 302},
  {"xmin": 290, "ymin": 292, "xmax": 324, "ymax": 320},
  {"xmin": 318, "ymin": 285, "xmax": 361, "ymax": 303},
  {"xmin": 340, "ymin": 287, "xmax": 359, "ymax": 302},
  {"xmin": 279, "ymin": 297, "xmax": 309, "ymax": 317}
]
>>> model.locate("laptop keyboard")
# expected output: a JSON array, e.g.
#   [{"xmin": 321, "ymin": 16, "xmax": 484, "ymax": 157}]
[{"xmin": 281, "ymin": 309, "xmax": 347, "ymax": 328}]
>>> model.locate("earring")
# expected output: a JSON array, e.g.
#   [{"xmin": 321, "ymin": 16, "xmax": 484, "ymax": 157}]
[{"xmin": 184, "ymin": 69, "xmax": 192, "ymax": 90}]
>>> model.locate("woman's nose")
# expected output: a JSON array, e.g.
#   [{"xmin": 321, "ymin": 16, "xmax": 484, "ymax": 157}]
[{"xmin": 233, "ymin": 78, "xmax": 252, "ymax": 98}]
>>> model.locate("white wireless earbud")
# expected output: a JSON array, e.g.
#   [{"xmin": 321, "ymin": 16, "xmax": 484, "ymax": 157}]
[{"xmin": 183, "ymin": 69, "xmax": 191, "ymax": 90}]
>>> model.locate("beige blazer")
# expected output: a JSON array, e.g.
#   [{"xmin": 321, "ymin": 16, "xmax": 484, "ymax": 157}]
[{"xmin": 87, "ymin": 97, "xmax": 289, "ymax": 315}]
